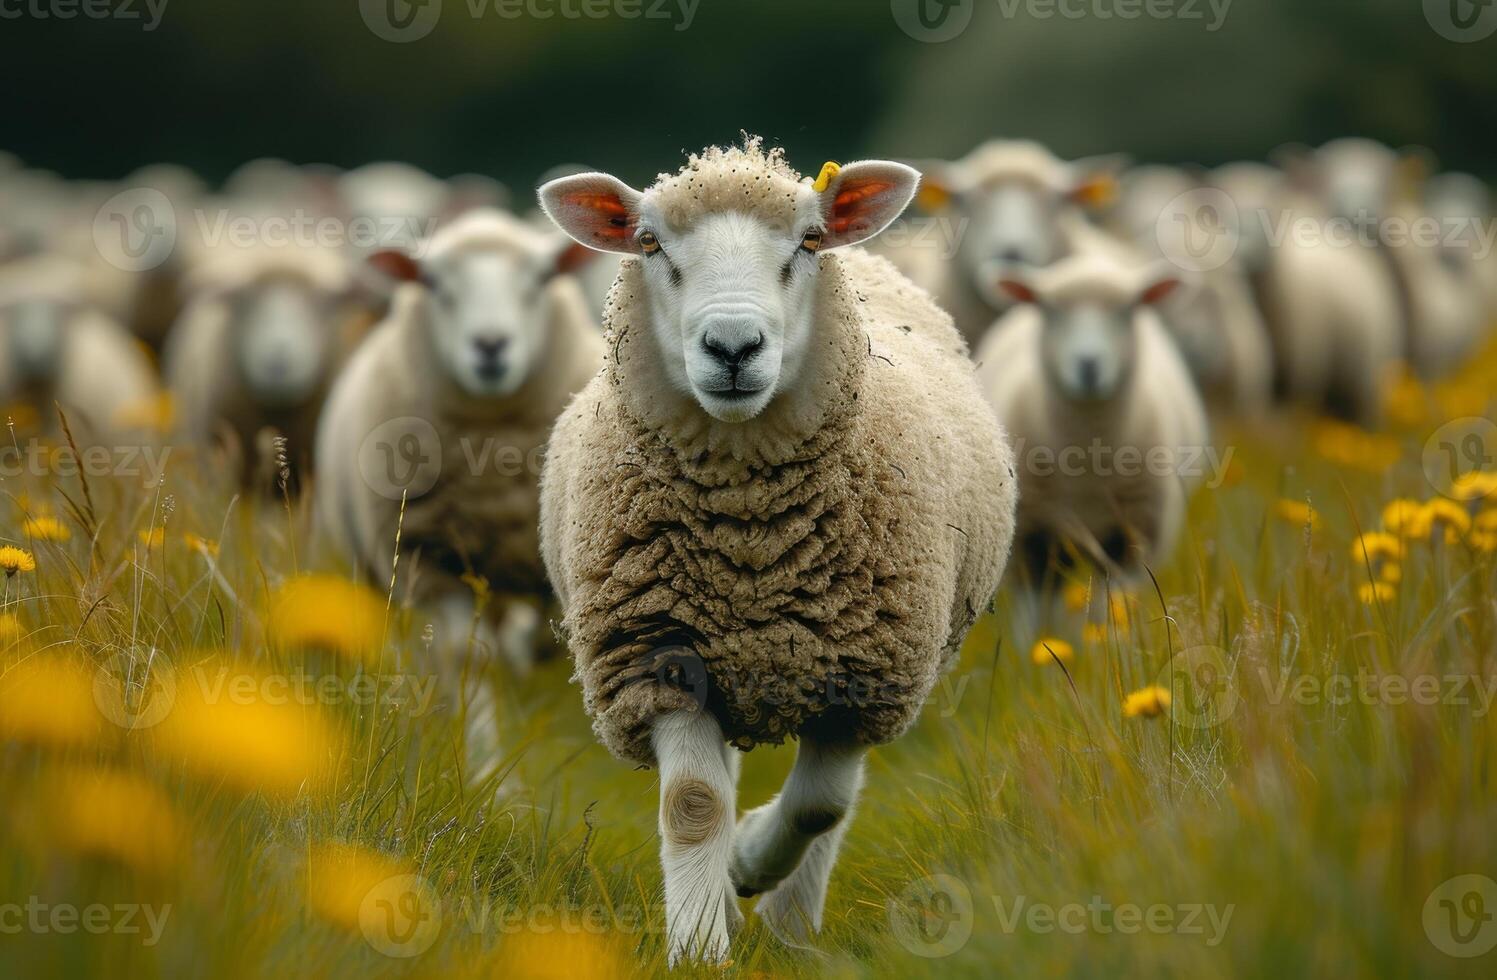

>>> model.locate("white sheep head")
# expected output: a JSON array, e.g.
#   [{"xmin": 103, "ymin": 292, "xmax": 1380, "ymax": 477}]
[
  {"xmin": 1276, "ymin": 138, "xmax": 1435, "ymax": 228},
  {"xmin": 919, "ymin": 140, "xmax": 1125, "ymax": 284},
  {"xmin": 539, "ymin": 147, "xmax": 917, "ymax": 424},
  {"xmin": 369, "ymin": 209, "xmax": 595, "ymax": 399},
  {"xmin": 992, "ymin": 253, "xmax": 1180, "ymax": 403}
]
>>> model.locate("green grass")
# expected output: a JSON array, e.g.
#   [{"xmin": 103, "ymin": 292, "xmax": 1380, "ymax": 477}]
[{"xmin": 2, "ymin": 347, "xmax": 1496, "ymax": 979}]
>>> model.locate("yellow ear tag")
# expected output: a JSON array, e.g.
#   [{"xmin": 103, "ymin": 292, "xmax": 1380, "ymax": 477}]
[{"xmin": 811, "ymin": 161, "xmax": 841, "ymax": 193}]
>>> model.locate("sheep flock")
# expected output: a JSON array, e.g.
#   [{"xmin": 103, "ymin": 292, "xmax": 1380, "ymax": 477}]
[{"xmin": 3, "ymin": 133, "xmax": 1496, "ymax": 976}]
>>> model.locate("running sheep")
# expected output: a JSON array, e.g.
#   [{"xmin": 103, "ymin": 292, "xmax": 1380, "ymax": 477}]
[
  {"xmin": 313, "ymin": 208, "xmax": 602, "ymax": 775},
  {"xmin": 537, "ymin": 139, "xmax": 1016, "ymax": 964},
  {"xmin": 973, "ymin": 247, "xmax": 1208, "ymax": 583},
  {"xmin": 163, "ymin": 240, "xmax": 360, "ymax": 489}
]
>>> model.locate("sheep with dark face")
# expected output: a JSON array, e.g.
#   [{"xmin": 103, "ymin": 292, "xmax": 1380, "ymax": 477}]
[
  {"xmin": 974, "ymin": 248, "xmax": 1208, "ymax": 582},
  {"xmin": 538, "ymin": 140, "xmax": 1015, "ymax": 964},
  {"xmin": 164, "ymin": 242, "xmax": 357, "ymax": 488},
  {"xmin": 314, "ymin": 208, "xmax": 603, "ymax": 778}
]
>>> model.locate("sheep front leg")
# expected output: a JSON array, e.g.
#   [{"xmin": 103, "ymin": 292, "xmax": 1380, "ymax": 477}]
[
  {"xmin": 652, "ymin": 708, "xmax": 738, "ymax": 966},
  {"xmin": 730, "ymin": 738, "xmax": 866, "ymax": 942}
]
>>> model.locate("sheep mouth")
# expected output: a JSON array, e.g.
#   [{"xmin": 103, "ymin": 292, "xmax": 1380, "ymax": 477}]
[{"xmin": 702, "ymin": 384, "xmax": 767, "ymax": 401}]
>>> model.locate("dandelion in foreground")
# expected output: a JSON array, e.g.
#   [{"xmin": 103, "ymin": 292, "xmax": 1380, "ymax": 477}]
[
  {"xmin": 25, "ymin": 766, "xmax": 183, "ymax": 874},
  {"xmin": 1423, "ymin": 498, "xmax": 1471, "ymax": 545},
  {"xmin": 0, "ymin": 546, "xmax": 37, "ymax": 576},
  {"xmin": 138, "ymin": 527, "xmax": 166, "ymax": 549},
  {"xmin": 0, "ymin": 655, "xmax": 105, "ymax": 750},
  {"xmin": 1061, "ymin": 580, "xmax": 1090, "ymax": 612},
  {"xmin": 1382, "ymin": 498, "xmax": 1430, "ymax": 539},
  {"xmin": 269, "ymin": 575, "xmax": 386, "ymax": 665},
  {"xmin": 1358, "ymin": 581, "xmax": 1397, "ymax": 605},
  {"xmin": 306, "ymin": 843, "xmax": 441, "ymax": 956},
  {"xmin": 1471, "ymin": 510, "xmax": 1497, "ymax": 553},
  {"xmin": 1450, "ymin": 470, "xmax": 1497, "ymax": 503},
  {"xmin": 183, "ymin": 533, "xmax": 219, "ymax": 557},
  {"xmin": 488, "ymin": 930, "xmax": 633, "ymax": 980},
  {"xmin": 22, "ymin": 515, "xmax": 70, "ymax": 542},
  {"xmin": 1030, "ymin": 638, "xmax": 1074, "ymax": 665},
  {"xmin": 1123, "ymin": 685, "xmax": 1171, "ymax": 719},
  {"xmin": 1351, "ymin": 532, "xmax": 1404, "ymax": 565},
  {"xmin": 152, "ymin": 664, "xmax": 347, "ymax": 799}
]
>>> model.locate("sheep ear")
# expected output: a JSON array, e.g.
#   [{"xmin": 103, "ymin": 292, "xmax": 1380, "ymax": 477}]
[
  {"xmin": 1138, "ymin": 276, "xmax": 1181, "ymax": 305},
  {"xmin": 1067, "ymin": 155, "xmax": 1127, "ymax": 209},
  {"xmin": 368, "ymin": 249, "xmax": 422, "ymax": 283},
  {"xmin": 997, "ymin": 279, "xmax": 1039, "ymax": 304},
  {"xmin": 538, "ymin": 172, "xmax": 643, "ymax": 255},
  {"xmin": 553, "ymin": 239, "xmax": 599, "ymax": 276},
  {"xmin": 818, "ymin": 161, "xmax": 920, "ymax": 249},
  {"xmin": 910, "ymin": 160, "xmax": 966, "ymax": 212}
]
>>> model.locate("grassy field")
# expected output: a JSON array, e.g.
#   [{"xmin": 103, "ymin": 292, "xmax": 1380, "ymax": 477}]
[{"xmin": 2, "ymin": 340, "xmax": 1496, "ymax": 979}]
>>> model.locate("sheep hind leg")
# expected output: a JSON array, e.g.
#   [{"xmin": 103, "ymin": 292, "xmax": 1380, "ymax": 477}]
[
  {"xmin": 653, "ymin": 708, "xmax": 738, "ymax": 966},
  {"xmin": 730, "ymin": 738, "xmax": 866, "ymax": 944}
]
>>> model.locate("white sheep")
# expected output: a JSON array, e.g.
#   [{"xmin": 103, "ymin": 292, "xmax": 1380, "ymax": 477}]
[
  {"xmin": 1209, "ymin": 161, "xmax": 1403, "ymax": 424},
  {"xmin": 163, "ymin": 240, "xmax": 358, "ymax": 488},
  {"xmin": 313, "ymin": 208, "xmax": 603, "ymax": 776},
  {"xmin": 1425, "ymin": 172, "xmax": 1497, "ymax": 318},
  {"xmin": 1110, "ymin": 165, "xmax": 1274, "ymax": 417},
  {"xmin": 0, "ymin": 256, "xmax": 161, "ymax": 445},
  {"xmin": 538, "ymin": 140, "xmax": 1016, "ymax": 963},
  {"xmin": 1290, "ymin": 139, "xmax": 1487, "ymax": 379},
  {"xmin": 973, "ymin": 248, "xmax": 1208, "ymax": 581},
  {"xmin": 881, "ymin": 139, "xmax": 1126, "ymax": 344}
]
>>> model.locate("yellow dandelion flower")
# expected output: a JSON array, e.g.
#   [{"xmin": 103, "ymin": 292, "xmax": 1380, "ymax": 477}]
[
  {"xmin": 138, "ymin": 527, "xmax": 166, "ymax": 549},
  {"xmin": 1358, "ymin": 581, "xmax": 1397, "ymax": 605},
  {"xmin": 1350, "ymin": 532, "xmax": 1404, "ymax": 564},
  {"xmin": 1108, "ymin": 592, "xmax": 1133, "ymax": 629},
  {"xmin": 0, "ymin": 613, "xmax": 22, "ymax": 645},
  {"xmin": 0, "ymin": 545, "xmax": 37, "ymax": 576},
  {"xmin": 269, "ymin": 575, "xmax": 386, "ymax": 665},
  {"xmin": 1423, "ymin": 498, "xmax": 1472, "ymax": 544},
  {"xmin": 152, "ymin": 665, "xmax": 347, "ymax": 798},
  {"xmin": 490, "ymin": 930, "xmax": 633, "ymax": 980},
  {"xmin": 1435, "ymin": 381, "xmax": 1489, "ymax": 420},
  {"xmin": 29, "ymin": 767, "xmax": 184, "ymax": 874},
  {"xmin": 22, "ymin": 515, "xmax": 70, "ymax": 542},
  {"xmin": 1275, "ymin": 498, "xmax": 1320, "ymax": 532},
  {"xmin": 183, "ymin": 533, "xmax": 219, "ymax": 557},
  {"xmin": 1081, "ymin": 621, "xmax": 1110, "ymax": 645},
  {"xmin": 0, "ymin": 655, "xmax": 106, "ymax": 750},
  {"xmin": 1382, "ymin": 498, "xmax": 1430, "ymax": 539},
  {"xmin": 1061, "ymin": 580, "xmax": 1090, "ymax": 612},
  {"xmin": 1379, "ymin": 562, "xmax": 1403, "ymax": 584},
  {"xmin": 307, "ymin": 843, "xmax": 441, "ymax": 955},
  {"xmin": 1468, "ymin": 510, "xmax": 1497, "ymax": 553},
  {"xmin": 1450, "ymin": 471, "xmax": 1497, "ymax": 503},
  {"xmin": 1030, "ymin": 638, "xmax": 1074, "ymax": 666},
  {"xmin": 1123, "ymin": 685, "xmax": 1171, "ymax": 719}
]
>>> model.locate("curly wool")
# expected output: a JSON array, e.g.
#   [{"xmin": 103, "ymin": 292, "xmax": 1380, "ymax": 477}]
[{"xmin": 542, "ymin": 246, "xmax": 1016, "ymax": 764}]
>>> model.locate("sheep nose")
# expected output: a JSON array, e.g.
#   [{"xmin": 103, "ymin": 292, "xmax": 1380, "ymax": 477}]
[
  {"xmin": 1078, "ymin": 357, "xmax": 1100, "ymax": 389},
  {"xmin": 702, "ymin": 334, "xmax": 763, "ymax": 372},
  {"xmin": 472, "ymin": 336, "xmax": 508, "ymax": 361},
  {"xmin": 997, "ymin": 247, "xmax": 1027, "ymax": 265}
]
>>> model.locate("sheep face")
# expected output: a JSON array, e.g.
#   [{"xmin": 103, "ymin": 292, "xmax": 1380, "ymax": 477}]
[
  {"xmin": 420, "ymin": 248, "xmax": 559, "ymax": 398},
  {"xmin": 3, "ymin": 298, "xmax": 69, "ymax": 385},
  {"xmin": 230, "ymin": 277, "xmax": 336, "ymax": 408},
  {"xmin": 539, "ymin": 158, "xmax": 919, "ymax": 424},
  {"xmin": 998, "ymin": 267, "xmax": 1179, "ymax": 403}
]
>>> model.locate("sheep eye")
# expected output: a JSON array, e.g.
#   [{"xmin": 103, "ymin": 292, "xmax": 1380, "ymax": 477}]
[
  {"xmin": 638, "ymin": 231, "xmax": 660, "ymax": 255},
  {"xmin": 800, "ymin": 229, "xmax": 823, "ymax": 253}
]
